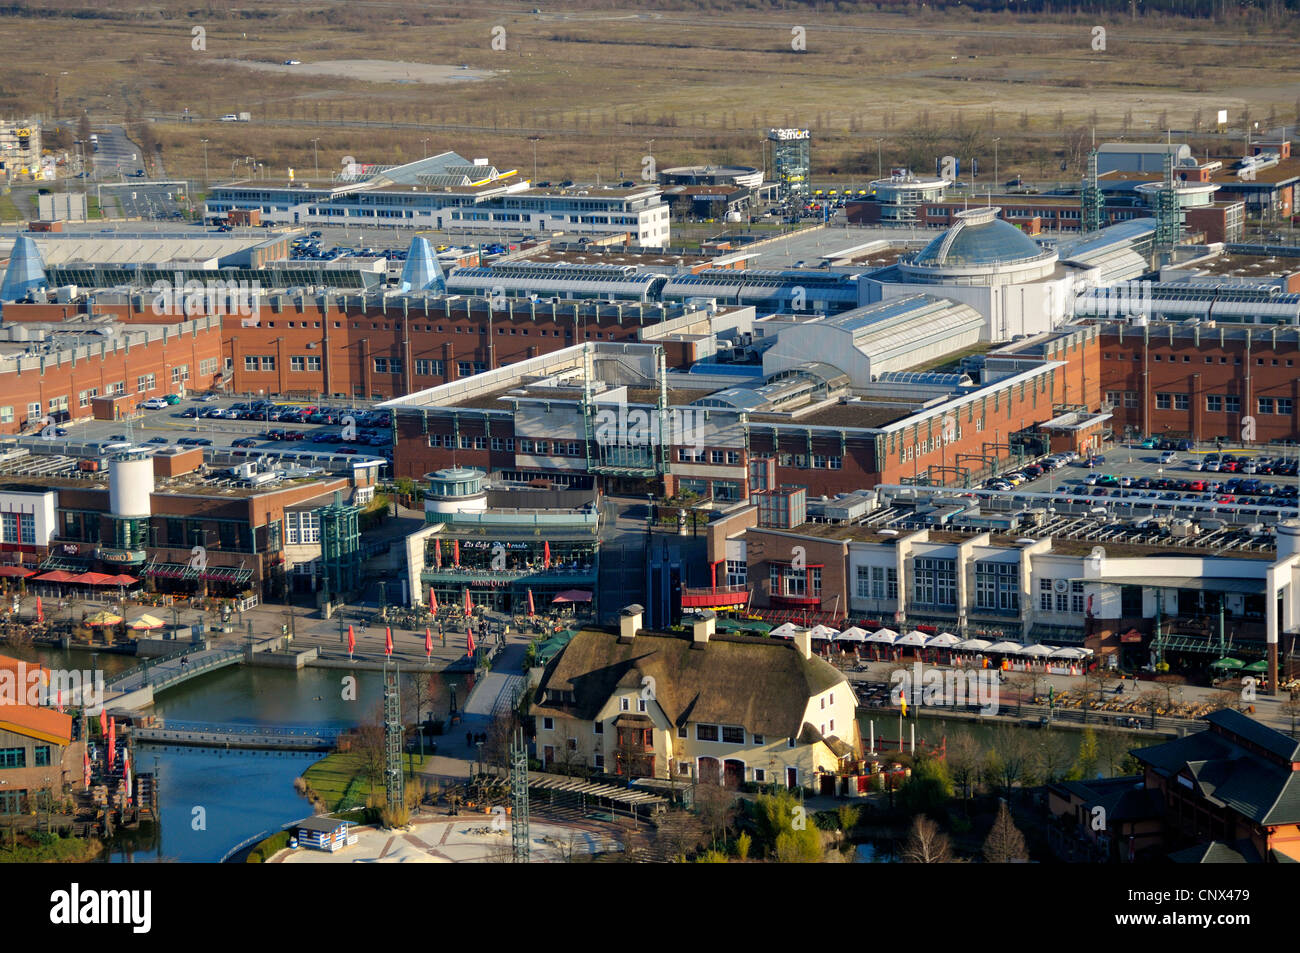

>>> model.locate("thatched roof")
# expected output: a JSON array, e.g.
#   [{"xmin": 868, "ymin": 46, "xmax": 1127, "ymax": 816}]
[{"xmin": 534, "ymin": 627, "xmax": 847, "ymax": 739}]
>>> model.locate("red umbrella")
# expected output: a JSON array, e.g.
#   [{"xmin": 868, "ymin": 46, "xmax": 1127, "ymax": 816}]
[
  {"xmin": 107, "ymin": 717, "xmax": 116, "ymax": 770},
  {"xmin": 98, "ymin": 708, "xmax": 107, "ymax": 738},
  {"xmin": 466, "ymin": 626, "xmax": 476, "ymax": 659},
  {"xmin": 429, "ymin": 589, "xmax": 439, "ymax": 613},
  {"xmin": 425, "ymin": 627, "xmax": 432, "ymax": 658},
  {"xmin": 435, "ymin": 538, "xmax": 442, "ymax": 569},
  {"xmin": 35, "ymin": 597, "xmax": 42, "ymax": 623},
  {"xmin": 385, "ymin": 626, "xmax": 393, "ymax": 656},
  {"xmin": 464, "ymin": 588, "xmax": 472, "ymax": 616},
  {"xmin": 347, "ymin": 624, "xmax": 355, "ymax": 658},
  {"xmin": 83, "ymin": 749, "xmax": 91, "ymax": 788},
  {"xmin": 527, "ymin": 589, "xmax": 535, "ymax": 618},
  {"xmin": 543, "ymin": 541, "xmax": 551, "ymax": 569},
  {"xmin": 453, "ymin": 539, "xmax": 460, "ymax": 567}
]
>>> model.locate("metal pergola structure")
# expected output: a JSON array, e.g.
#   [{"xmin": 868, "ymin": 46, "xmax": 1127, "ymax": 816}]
[{"xmin": 528, "ymin": 773, "xmax": 668, "ymax": 821}]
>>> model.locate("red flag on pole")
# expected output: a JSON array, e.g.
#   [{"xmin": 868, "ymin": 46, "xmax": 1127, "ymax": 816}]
[
  {"xmin": 56, "ymin": 688, "xmax": 63, "ymax": 713},
  {"xmin": 466, "ymin": 626, "xmax": 476, "ymax": 659},
  {"xmin": 35, "ymin": 597, "xmax": 43, "ymax": 623},
  {"xmin": 83, "ymin": 749, "xmax": 91, "ymax": 788},
  {"xmin": 453, "ymin": 539, "xmax": 460, "ymax": 567},
  {"xmin": 98, "ymin": 707, "xmax": 107, "ymax": 739},
  {"xmin": 434, "ymin": 538, "xmax": 442, "ymax": 569},
  {"xmin": 543, "ymin": 540, "xmax": 551, "ymax": 569},
  {"xmin": 347, "ymin": 624, "xmax": 355, "ymax": 657},
  {"xmin": 123, "ymin": 747, "xmax": 132, "ymax": 806},
  {"xmin": 464, "ymin": 588, "xmax": 472, "ymax": 616},
  {"xmin": 107, "ymin": 717, "xmax": 116, "ymax": 770},
  {"xmin": 527, "ymin": 589, "xmax": 535, "ymax": 618},
  {"xmin": 429, "ymin": 589, "xmax": 439, "ymax": 613},
  {"xmin": 425, "ymin": 627, "xmax": 433, "ymax": 658},
  {"xmin": 385, "ymin": 626, "xmax": 393, "ymax": 656}
]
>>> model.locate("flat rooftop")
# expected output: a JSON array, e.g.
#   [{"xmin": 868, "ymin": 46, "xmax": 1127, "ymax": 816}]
[{"xmin": 1177, "ymin": 253, "xmax": 1300, "ymax": 278}]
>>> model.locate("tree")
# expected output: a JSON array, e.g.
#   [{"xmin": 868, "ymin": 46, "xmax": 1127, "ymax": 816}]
[
  {"xmin": 774, "ymin": 826, "xmax": 822, "ymax": 863},
  {"xmin": 1071, "ymin": 727, "xmax": 1099, "ymax": 780},
  {"xmin": 693, "ymin": 782, "xmax": 737, "ymax": 851},
  {"xmin": 946, "ymin": 730, "xmax": 984, "ymax": 809},
  {"xmin": 901, "ymin": 814, "xmax": 953, "ymax": 863},
  {"xmin": 403, "ymin": 671, "xmax": 444, "ymax": 729},
  {"xmin": 1036, "ymin": 729, "xmax": 1075, "ymax": 784},
  {"xmin": 982, "ymin": 800, "xmax": 1027, "ymax": 863},
  {"xmin": 349, "ymin": 703, "xmax": 387, "ymax": 792},
  {"xmin": 78, "ymin": 112, "xmax": 91, "ymax": 142},
  {"xmin": 985, "ymin": 724, "xmax": 1035, "ymax": 798},
  {"xmin": 1137, "ymin": 689, "xmax": 1165, "ymax": 729},
  {"xmin": 898, "ymin": 753, "xmax": 954, "ymax": 817},
  {"xmin": 734, "ymin": 831, "xmax": 752, "ymax": 861}
]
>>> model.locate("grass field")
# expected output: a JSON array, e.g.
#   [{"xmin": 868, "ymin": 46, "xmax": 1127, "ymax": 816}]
[
  {"xmin": 302, "ymin": 751, "xmax": 433, "ymax": 812},
  {"xmin": 5, "ymin": 1, "xmax": 1300, "ymax": 187}
]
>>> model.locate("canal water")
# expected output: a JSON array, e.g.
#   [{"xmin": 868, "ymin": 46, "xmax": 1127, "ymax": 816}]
[{"xmin": 28, "ymin": 646, "xmax": 463, "ymax": 862}]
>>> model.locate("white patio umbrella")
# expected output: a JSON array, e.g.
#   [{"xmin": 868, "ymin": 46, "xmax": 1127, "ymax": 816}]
[
  {"xmin": 809, "ymin": 624, "xmax": 841, "ymax": 641},
  {"xmin": 769, "ymin": 622, "xmax": 801, "ymax": 640},
  {"xmin": 866, "ymin": 628, "xmax": 899, "ymax": 644},
  {"xmin": 897, "ymin": 630, "xmax": 930, "ymax": 647},
  {"xmin": 1050, "ymin": 646, "xmax": 1089, "ymax": 660},
  {"xmin": 1020, "ymin": 643, "xmax": 1055, "ymax": 657},
  {"xmin": 986, "ymin": 640, "xmax": 1025, "ymax": 655},
  {"xmin": 837, "ymin": 626, "xmax": 870, "ymax": 643},
  {"xmin": 956, "ymin": 638, "xmax": 992, "ymax": 652},
  {"xmin": 925, "ymin": 632, "xmax": 962, "ymax": 648}
]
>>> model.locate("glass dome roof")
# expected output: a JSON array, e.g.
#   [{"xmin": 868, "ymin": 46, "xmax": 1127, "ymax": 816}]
[{"xmin": 911, "ymin": 207, "xmax": 1048, "ymax": 268}]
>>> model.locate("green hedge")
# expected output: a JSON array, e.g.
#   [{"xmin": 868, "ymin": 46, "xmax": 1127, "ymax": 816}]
[{"xmin": 245, "ymin": 830, "xmax": 290, "ymax": 863}]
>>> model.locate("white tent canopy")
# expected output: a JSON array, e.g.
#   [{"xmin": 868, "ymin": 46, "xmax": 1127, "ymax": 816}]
[
  {"xmin": 986, "ymin": 641, "xmax": 1025, "ymax": 655},
  {"xmin": 925, "ymin": 632, "xmax": 962, "ymax": 648},
  {"xmin": 1050, "ymin": 646, "xmax": 1091, "ymax": 660},
  {"xmin": 897, "ymin": 630, "xmax": 931, "ymax": 647},
  {"xmin": 838, "ymin": 626, "xmax": 870, "ymax": 643},
  {"xmin": 809, "ymin": 624, "xmax": 841, "ymax": 641},
  {"xmin": 957, "ymin": 638, "xmax": 992, "ymax": 652},
  {"xmin": 866, "ymin": 628, "xmax": 900, "ymax": 644},
  {"xmin": 1020, "ymin": 643, "xmax": 1055, "ymax": 657},
  {"xmin": 769, "ymin": 622, "xmax": 802, "ymax": 640}
]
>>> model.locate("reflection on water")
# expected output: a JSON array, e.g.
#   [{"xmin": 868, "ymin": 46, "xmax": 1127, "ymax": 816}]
[{"xmin": 26, "ymin": 646, "xmax": 462, "ymax": 862}]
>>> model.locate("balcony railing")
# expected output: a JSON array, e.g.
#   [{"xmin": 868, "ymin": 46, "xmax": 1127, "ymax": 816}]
[{"xmin": 681, "ymin": 584, "xmax": 750, "ymax": 608}]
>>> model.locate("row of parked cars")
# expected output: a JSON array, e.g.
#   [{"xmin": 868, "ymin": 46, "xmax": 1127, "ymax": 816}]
[
  {"xmin": 1194, "ymin": 453, "xmax": 1299, "ymax": 476},
  {"xmin": 984, "ymin": 452, "xmax": 1079, "ymax": 491},
  {"xmin": 1057, "ymin": 473, "xmax": 1300, "ymax": 509}
]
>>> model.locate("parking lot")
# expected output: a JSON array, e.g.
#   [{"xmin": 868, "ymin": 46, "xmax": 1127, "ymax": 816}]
[
  {"xmin": 980, "ymin": 441, "xmax": 1300, "ymax": 526},
  {"xmin": 28, "ymin": 393, "xmax": 393, "ymax": 464}
]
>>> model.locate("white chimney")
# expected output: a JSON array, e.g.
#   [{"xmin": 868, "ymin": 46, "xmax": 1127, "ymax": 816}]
[
  {"xmin": 690, "ymin": 610, "xmax": 716, "ymax": 649},
  {"xmin": 619, "ymin": 604, "xmax": 644, "ymax": 643},
  {"xmin": 793, "ymin": 628, "xmax": 812, "ymax": 660}
]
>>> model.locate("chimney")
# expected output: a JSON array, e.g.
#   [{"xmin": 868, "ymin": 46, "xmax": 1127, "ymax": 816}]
[
  {"xmin": 619, "ymin": 604, "xmax": 644, "ymax": 644},
  {"xmin": 690, "ymin": 609, "xmax": 716, "ymax": 649},
  {"xmin": 793, "ymin": 627, "xmax": 812, "ymax": 660}
]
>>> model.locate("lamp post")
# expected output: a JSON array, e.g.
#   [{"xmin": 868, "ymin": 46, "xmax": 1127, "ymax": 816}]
[
  {"xmin": 310, "ymin": 138, "xmax": 320, "ymax": 178},
  {"xmin": 993, "ymin": 137, "xmax": 1001, "ymax": 189},
  {"xmin": 199, "ymin": 138, "xmax": 209, "ymax": 188},
  {"xmin": 420, "ymin": 137, "xmax": 430, "ymax": 159}
]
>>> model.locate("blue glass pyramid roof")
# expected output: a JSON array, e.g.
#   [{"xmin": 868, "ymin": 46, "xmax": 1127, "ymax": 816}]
[
  {"xmin": 1, "ymin": 234, "xmax": 48, "ymax": 301},
  {"xmin": 398, "ymin": 236, "xmax": 445, "ymax": 293}
]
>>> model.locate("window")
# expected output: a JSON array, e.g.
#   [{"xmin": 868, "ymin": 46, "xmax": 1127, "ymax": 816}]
[
  {"xmin": 136, "ymin": 374, "xmax": 156, "ymax": 393},
  {"xmin": 416, "ymin": 359, "xmax": 444, "ymax": 376},
  {"xmin": 721, "ymin": 725, "xmax": 745, "ymax": 745},
  {"xmin": 0, "ymin": 407, "xmax": 12, "ymax": 424},
  {"xmin": 637, "ymin": 698, "xmax": 647, "ymax": 713},
  {"xmin": 33, "ymin": 745, "xmax": 50, "ymax": 767},
  {"xmin": 725, "ymin": 560, "xmax": 747, "ymax": 587},
  {"xmin": 1155, "ymin": 393, "xmax": 1171, "ymax": 410},
  {"xmin": 974, "ymin": 561, "xmax": 1019, "ymax": 612},
  {"xmin": 620, "ymin": 697, "xmax": 630, "ymax": 712},
  {"xmin": 913, "ymin": 557, "xmax": 957, "ymax": 607},
  {"xmin": 1207, "ymin": 395, "xmax": 1223, "ymax": 413},
  {"xmin": 542, "ymin": 717, "xmax": 554, "ymax": 731},
  {"xmin": 290, "ymin": 356, "xmax": 305, "ymax": 372},
  {"xmin": 1039, "ymin": 578, "xmax": 1054, "ymax": 612},
  {"xmin": 1225, "ymin": 395, "xmax": 1241, "ymax": 414},
  {"xmin": 1281, "ymin": 399, "xmax": 1294, "ymax": 416},
  {"xmin": 1070, "ymin": 581, "xmax": 1086, "ymax": 614},
  {"xmin": 0, "ymin": 748, "xmax": 25, "ymax": 769},
  {"xmin": 696, "ymin": 724, "xmax": 719, "ymax": 742},
  {"xmin": 1174, "ymin": 394, "xmax": 1189, "ymax": 411},
  {"xmin": 1260, "ymin": 397, "xmax": 1276, "ymax": 415},
  {"xmin": 1106, "ymin": 390, "xmax": 1122, "ymax": 406},
  {"xmin": 171, "ymin": 365, "xmax": 189, "ymax": 384},
  {"xmin": 754, "ymin": 768, "xmax": 766, "ymax": 783},
  {"xmin": 677, "ymin": 726, "xmax": 687, "ymax": 739},
  {"xmin": 199, "ymin": 357, "xmax": 219, "ymax": 376},
  {"xmin": 1124, "ymin": 392, "xmax": 1138, "ymax": 409},
  {"xmin": 594, "ymin": 754, "xmax": 605, "ymax": 769},
  {"xmin": 752, "ymin": 734, "xmax": 765, "ymax": 746},
  {"xmin": 373, "ymin": 357, "xmax": 402, "ymax": 375},
  {"xmin": 284, "ymin": 510, "xmax": 320, "ymax": 545}
]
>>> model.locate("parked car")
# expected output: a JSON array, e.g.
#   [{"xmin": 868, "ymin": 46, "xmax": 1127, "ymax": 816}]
[
  {"xmin": 1159, "ymin": 451, "xmax": 1177, "ymax": 464},
  {"xmin": 194, "ymin": 393, "xmax": 219, "ymax": 402},
  {"xmin": 146, "ymin": 436, "xmax": 169, "ymax": 445},
  {"xmin": 140, "ymin": 397, "xmax": 169, "ymax": 410},
  {"xmin": 163, "ymin": 393, "xmax": 182, "ymax": 405}
]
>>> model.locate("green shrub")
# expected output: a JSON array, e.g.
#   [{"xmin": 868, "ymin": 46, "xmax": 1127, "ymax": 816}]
[{"xmin": 245, "ymin": 830, "xmax": 290, "ymax": 863}]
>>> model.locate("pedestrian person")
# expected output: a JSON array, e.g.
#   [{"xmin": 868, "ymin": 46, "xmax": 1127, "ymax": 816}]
[{"xmin": 466, "ymin": 730, "xmax": 473, "ymax": 747}]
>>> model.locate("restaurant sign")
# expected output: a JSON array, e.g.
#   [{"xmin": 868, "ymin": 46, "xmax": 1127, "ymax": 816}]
[{"xmin": 98, "ymin": 548, "xmax": 147, "ymax": 565}]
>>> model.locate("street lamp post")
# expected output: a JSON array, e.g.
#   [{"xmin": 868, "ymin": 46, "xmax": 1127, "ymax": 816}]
[
  {"xmin": 420, "ymin": 137, "xmax": 429, "ymax": 159},
  {"xmin": 993, "ymin": 137, "xmax": 1001, "ymax": 189},
  {"xmin": 310, "ymin": 138, "xmax": 320, "ymax": 178}
]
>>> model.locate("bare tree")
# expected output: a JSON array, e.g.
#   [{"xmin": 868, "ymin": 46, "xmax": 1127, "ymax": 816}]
[
  {"xmin": 692, "ymin": 782, "xmax": 737, "ymax": 851},
  {"xmin": 985, "ymin": 724, "xmax": 1035, "ymax": 798},
  {"xmin": 947, "ymin": 729, "xmax": 983, "ymax": 809},
  {"xmin": 403, "ymin": 671, "xmax": 445, "ymax": 729},
  {"xmin": 982, "ymin": 799, "xmax": 1028, "ymax": 863},
  {"xmin": 901, "ymin": 814, "xmax": 953, "ymax": 863},
  {"xmin": 1034, "ymin": 729, "xmax": 1074, "ymax": 784}
]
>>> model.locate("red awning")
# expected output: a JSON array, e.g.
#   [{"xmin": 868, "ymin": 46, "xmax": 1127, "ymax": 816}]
[
  {"xmin": 35, "ymin": 570, "xmax": 78, "ymax": 583},
  {"xmin": 71, "ymin": 572, "xmax": 116, "ymax": 586},
  {"xmin": 551, "ymin": 589, "xmax": 593, "ymax": 604},
  {"xmin": 1120, "ymin": 628, "xmax": 1145, "ymax": 644},
  {"xmin": 0, "ymin": 566, "xmax": 35, "ymax": 578},
  {"xmin": 102, "ymin": 574, "xmax": 139, "ymax": 586}
]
